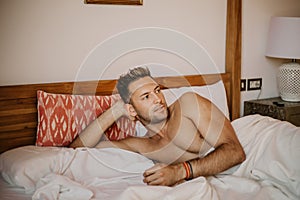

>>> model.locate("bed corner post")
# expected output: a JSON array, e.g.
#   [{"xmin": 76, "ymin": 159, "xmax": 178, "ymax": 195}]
[{"xmin": 225, "ymin": 0, "xmax": 242, "ymax": 120}]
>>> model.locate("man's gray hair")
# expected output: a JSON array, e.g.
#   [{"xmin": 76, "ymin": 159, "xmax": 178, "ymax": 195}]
[{"xmin": 117, "ymin": 67, "xmax": 152, "ymax": 103}]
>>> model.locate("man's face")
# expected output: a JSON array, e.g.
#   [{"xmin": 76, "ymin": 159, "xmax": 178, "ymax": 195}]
[{"xmin": 128, "ymin": 76, "xmax": 168, "ymax": 124}]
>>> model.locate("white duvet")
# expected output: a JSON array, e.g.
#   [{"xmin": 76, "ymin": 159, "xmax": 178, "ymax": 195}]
[{"xmin": 1, "ymin": 114, "xmax": 299, "ymax": 200}]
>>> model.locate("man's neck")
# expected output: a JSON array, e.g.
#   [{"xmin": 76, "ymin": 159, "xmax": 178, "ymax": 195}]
[{"xmin": 143, "ymin": 119, "xmax": 169, "ymax": 138}]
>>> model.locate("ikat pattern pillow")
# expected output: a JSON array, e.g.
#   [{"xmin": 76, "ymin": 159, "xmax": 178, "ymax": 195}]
[{"xmin": 36, "ymin": 91, "xmax": 136, "ymax": 147}]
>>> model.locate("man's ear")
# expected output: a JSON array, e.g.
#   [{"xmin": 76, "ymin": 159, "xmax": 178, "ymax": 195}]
[{"xmin": 125, "ymin": 104, "xmax": 137, "ymax": 121}]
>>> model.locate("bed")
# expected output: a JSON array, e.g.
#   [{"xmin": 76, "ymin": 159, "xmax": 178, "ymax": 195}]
[
  {"xmin": 0, "ymin": 73, "xmax": 299, "ymax": 200},
  {"xmin": 1, "ymin": 1, "xmax": 300, "ymax": 199}
]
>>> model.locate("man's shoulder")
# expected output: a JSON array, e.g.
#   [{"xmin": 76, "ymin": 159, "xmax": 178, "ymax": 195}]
[
  {"xmin": 177, "ymin": 92, "xmax": 209, "ymax": 103},
  {"xmin": 171, "ymin": 92, "xmax": 212, "ymax": 113}
]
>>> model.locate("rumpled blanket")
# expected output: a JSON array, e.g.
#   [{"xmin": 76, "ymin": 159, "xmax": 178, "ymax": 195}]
[{"xmin": 1, "ymin": 115, "xmax": 299, "ymax": 200}]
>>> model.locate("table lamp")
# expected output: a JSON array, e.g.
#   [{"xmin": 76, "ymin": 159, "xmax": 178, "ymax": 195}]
[{"xmin": 265, "ymin": 16, "xmax": 300, "ymax": 102}]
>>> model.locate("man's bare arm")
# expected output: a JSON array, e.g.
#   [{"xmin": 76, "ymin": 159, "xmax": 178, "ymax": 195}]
[
  {"xmin": 143, "ymin": 93, "xmax": 245, "ymax": 186},
  {"xmin": 143, "ymin": 121, "xmax": 245, "ymax": 186},
  {"xmin": 181, "ymin": 92, "xmax": 245, "ymax": 177},
  {"xmin": 69, "ymin": 100, "xmax": 126, "ymax": 148}
]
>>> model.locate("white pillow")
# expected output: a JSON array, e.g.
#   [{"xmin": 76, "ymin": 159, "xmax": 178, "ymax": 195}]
[
  {"xmin": 0, "ymin": 145, "xmax": 75, "ymax": 193},
  {"xmin": 135, "ymin": 80, "xmax": 229, "ymax": 137},
  {"xmin": 162, "ymin": 80, "xmax": 229, "ymax": 117}
]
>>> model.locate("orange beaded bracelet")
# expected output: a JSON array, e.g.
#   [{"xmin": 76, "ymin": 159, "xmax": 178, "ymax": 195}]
[
  {"xmin": 183, "ymin": 161, "xmax": 194, "ymax": 180},
  {"xmin": 183, "ymin": 162, "xmax": 190, "ymax": 180}
]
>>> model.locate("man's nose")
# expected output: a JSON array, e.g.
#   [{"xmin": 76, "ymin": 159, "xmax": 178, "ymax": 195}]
[{"xmin": 153, "ymin": 93, "xmax": 162, "ymax": 103}]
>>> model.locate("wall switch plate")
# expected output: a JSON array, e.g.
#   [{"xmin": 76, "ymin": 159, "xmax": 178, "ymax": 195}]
[
  {"xmin": 241, "ymin": 79, "xmax": 246, "ymax": 91},
  {"xmin": 247, "ymin": 78, "xmax": 262, "ymax": 90}
]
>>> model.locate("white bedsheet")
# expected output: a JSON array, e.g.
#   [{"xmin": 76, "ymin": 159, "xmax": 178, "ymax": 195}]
[
  {"xmin": 118, "ymin": 115, "xmax": 300, "ymax": 200},
  {"xmin": 232, "ymin": 114, "xmax": 300, "ymax": 199},
  {"xmin": 0, "ymin": 176, "xmax": 32, "ymax": 200},
  {"xmin": 31, "ymin": 148, "xmax": 154, "ymax": 200},
  {"xmin": 1, "ymin": 114, "xmax": 299, "ymax": 200}
]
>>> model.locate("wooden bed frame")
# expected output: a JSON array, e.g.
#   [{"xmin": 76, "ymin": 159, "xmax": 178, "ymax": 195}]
[{"xmin": 0, "ymin": 0, "xmax": 241, "ymax": 153}]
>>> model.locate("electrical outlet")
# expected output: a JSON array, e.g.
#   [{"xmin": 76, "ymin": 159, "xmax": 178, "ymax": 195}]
[
  {"xmin": 241, "ymin": 79, "xmax": 246, "ymax": 91},
  {"xmin": 247, "ymin": 78, "xmax": 262, "ymax": 90}
]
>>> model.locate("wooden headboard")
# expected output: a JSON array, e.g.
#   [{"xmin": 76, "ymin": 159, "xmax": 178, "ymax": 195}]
[
  {"xmin": 0, "ymin": 73, "xmax": 230, "ymax": 153},
  {"xmin": 0, "ymin": 0, "xmax": 241, "ymax": 153}
]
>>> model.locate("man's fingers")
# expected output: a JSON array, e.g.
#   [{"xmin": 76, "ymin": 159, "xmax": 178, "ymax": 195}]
[
  {"xmin": 143, "ymin": 163, "xmax": 165, "ymax": 177},
  {"xmin": 146, "ymin": 177, "xmax": 164, "ymax": 186},
  {"xmin": 143, "ymin": 165, "xmax": 157, "ymax": 177},
  {"xmin": 143, "ymin": 170, "xmax": 166, "ymax": 185},
  {"xmin": 143, "ymin": 163, "xmax": 170, "ymax": 185}
]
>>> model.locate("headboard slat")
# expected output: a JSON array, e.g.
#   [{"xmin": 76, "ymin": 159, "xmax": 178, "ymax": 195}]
[
  {"xmin": 0, "ymin": 107, "xmax": 36, "ymax": 117},
  {"xmin": 0, "ymin": 136, "xmax": 36, "ymax": 153},
  {"xmin": 0, "ymin": 122, "xmax": 37, "ymax": 133},
  {"xmin": 0, "ymin": 113, "xmax": 36, "ymax": 126},
  {"xmin": 0, "ymin": 129, "xmax": 36, "ymax": 140}
]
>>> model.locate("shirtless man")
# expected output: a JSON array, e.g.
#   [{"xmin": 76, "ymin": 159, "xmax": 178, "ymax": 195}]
[{"xmin": 69, "ymin": 67, "xmax": 245, "ymax": 186}]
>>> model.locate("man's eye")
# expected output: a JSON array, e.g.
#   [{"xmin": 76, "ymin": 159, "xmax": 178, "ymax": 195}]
[
  {"xmin": 155, "ymin": 89, "xmax": 161, "ymax": 94},
  {"xmin": 142, "ymin": 95, "xmax": 149, "ymax": 100}
]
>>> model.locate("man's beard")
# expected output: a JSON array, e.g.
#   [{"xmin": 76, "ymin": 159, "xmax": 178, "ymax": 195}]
[{"xmin": 135, "ymin": 105, "xmax": 168, "ymax": 125}]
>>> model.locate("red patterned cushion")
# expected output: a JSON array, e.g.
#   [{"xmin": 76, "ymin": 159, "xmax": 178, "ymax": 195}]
[{"xmin": 36, "ymin": 91, "xmax": 136, "ymax": 147}]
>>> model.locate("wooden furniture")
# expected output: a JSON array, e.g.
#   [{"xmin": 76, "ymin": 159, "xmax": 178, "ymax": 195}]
[
  {"xmin": 0, "ymin": 0, "xmax": 242, "ymax": 154},
  {"xmin": 85, "ymin": 0, "xmax": 143, "ymax": 5},
  {"xmin": 226, "ymin": 0, "xmax": 242, "ymax": 120},
  {"xmin": 244, "ymin": 97, "xmax": 300, "ymax": 126}
]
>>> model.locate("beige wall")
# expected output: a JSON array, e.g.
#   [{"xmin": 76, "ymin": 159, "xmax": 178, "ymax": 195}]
[
  {"xmin": 1, "ymin": 0, "xmax": 300, "ymax": 117},
  {"xmin": 241, "ymin": 0, "xmax": 300, "ymax": 115},
  {"xmin": 0, "ymin": 0, "xmax": 226, "ymax": 85}
]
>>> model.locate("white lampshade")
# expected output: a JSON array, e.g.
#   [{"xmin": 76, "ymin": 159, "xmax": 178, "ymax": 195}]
[
  {"xmin": 266, "ymin": 17, "xmax": 300, "ymax": 59},
  {"xmin": 265, "ymin": 17, "xmax": 300, "ymax": 102}
]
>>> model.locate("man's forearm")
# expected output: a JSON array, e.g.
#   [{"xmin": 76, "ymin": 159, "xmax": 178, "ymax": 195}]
[
  {"xmin": 183, "ymin": 143, "xmax": 245, "ymax": 179},
  {"xmin": 69, "ymin": 101, "xmax": 125, "ymax": 148}
]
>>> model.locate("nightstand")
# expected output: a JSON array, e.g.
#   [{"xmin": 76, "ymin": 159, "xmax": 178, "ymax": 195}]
[{"xmin": 244, "ymin": 97, "xmax": 300, "ymax": 126}]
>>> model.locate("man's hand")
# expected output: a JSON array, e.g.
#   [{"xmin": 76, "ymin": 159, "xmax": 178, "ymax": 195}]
[
  {"xmin": 113, "ymin": 100, "xmax": 136, "ymax": 121},
  {"xmin": 143, "ymin": 163, "xmax": 186, "ymax": 186}
]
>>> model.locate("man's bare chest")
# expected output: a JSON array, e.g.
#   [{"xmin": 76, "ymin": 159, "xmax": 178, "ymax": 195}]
[{"xmin": 163, "ymin": 114, "xmax": 211, "ymax": 154}]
